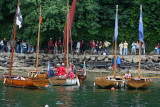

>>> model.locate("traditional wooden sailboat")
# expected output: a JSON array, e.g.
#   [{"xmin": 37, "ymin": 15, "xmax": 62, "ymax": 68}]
[
  {"xmin": 49, "ymin": 0, "xmax": 79, "ymax": 86},
  {"xmin": 125, "ymin": 5, "xmax": 151, "ymax": 89},
  {"xmin": 1, "ymin": 1, "xmax": 49, "ymax": 88},
  {"xmin": 94, "ymin": 5, "xmax": 124, "ymax": 88},
  {"xmin": 28, "ymin": 5, "xmax": 48, "ymax": 79}
]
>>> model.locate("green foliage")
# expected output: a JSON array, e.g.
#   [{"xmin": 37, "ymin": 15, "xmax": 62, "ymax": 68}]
[{"xmin": 0, "ymin": 0, "xmax": 159, "ymax": 52}]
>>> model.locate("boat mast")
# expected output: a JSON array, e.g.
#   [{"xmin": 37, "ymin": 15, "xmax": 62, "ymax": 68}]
[
  {"xmin": 114, "ymin": 5, "xmax": 118, "ymax": 77},
  {"xmin": 36, "ymin": 5, "xmax": 42, "ymax": 72},
  {"xmin": 9, "ymin": 0, "xmax": 19, "ymax": 75},
  {"xmin": 66, "ymin": 0, "xmax": 69, "ymax": 72},
  {"xmin": 138, "ymin": 5, "xmax": 142, "ymax": 76}
]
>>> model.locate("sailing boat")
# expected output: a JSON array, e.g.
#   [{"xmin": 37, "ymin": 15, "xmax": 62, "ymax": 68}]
[
  {"xmin": 49, "ymin": 0, "xmax": 79, "ymax": 86},
  {"xmin": 28, "ymin": 5, "xmax": 48, "ymax": 80},
  {"xmin": 94, "ymin": 5, "xmax": 124, "ymax": 88},
  {"xmin": 125, "ymin": 5, "xmax": 151, "ymax": 89},
  {"xmin": 1, "ymin": 1, "xmax": 49, "ymax": 88}
]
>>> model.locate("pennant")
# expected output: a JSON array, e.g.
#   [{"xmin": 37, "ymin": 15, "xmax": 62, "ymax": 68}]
[
  {"xmin": 139, "ymin": 10, "xmax": 143, "ymax": 42},
  {"xmin": 114, "ymin": 9, "xmax": 118, "ymax": 41},
  {"xmin": 40, "ymin": 16, "xmax": 42, "ymax": 24},
  {"xmin": 16, "ymin": 6, "xmax": 23, "ymax": 29}
]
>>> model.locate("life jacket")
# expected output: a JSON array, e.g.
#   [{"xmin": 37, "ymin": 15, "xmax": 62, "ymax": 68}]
[{"xmin": 60, "ymin": 66, "xmax": 66, "ymax": 75}]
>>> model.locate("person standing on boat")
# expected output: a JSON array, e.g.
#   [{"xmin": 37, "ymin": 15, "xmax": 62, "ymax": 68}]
[
  {"xmin": 47, "ymin": 67, "xmax": 55, "ymax": 78},
  {"xmin": 123, "ymin": 40, "xmax": 128, "ymax": 55},
  {"xmin": 125, "ymin": 69, "xmax": 131, "ymax": 79},
  {"xmin": 119, "ymin": 42, "xmax": 123, "ymax": 55},
  {"xmin": 156, "ymin": 43, "xmax": 160, "ymax": 55}
]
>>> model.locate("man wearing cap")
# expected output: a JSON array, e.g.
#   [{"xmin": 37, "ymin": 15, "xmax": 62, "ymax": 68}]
[{"xmin": 48, "ymin": 38, "xmax": 54, "ymax": 53}]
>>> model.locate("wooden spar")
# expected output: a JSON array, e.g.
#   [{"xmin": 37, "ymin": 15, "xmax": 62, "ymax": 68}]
[
  {"xmin": 9, "ymin": 0, "xmax": 19, "ymax": 75},
  {"xmin": 114, "ymin": 5, "xmax": 118, "ymax": 77},
  {"xmin": 66, "ymin": 0, "xmax": 69, "ymax": 72},
  {"xmin": 36, "ymin": 5, "xmax": 42, "ymax": 72},
  {"xmin": 138, "ymin": 41, "xmax": 141, "ymax": 76},
  {"xmin": 138, "ymin": 5, "xmax": 142, "ymax": 76},
  {"xmin": 114, "ymin": 41, "xmax": 117, "ymax": 77}
]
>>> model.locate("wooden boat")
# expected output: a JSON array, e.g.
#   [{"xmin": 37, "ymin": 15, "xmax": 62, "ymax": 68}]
[
  {"xmin": 94, "ymin": 75, "xmax": 124, "ymax": 88},
  {"xmin": 125, "ymin": 76, "xmax": 151, "ymax": 88},
  {"xmin": 125, "ymin": 5, "xmax": 151, "ymax": 89},
  {"xmin": 49, "ymin": 77, "xmax": 77, "ymax": 86},
  {"xmin": 28, "ymin": 71, "xmax": 48, "ymax": 79},
  {"xmin": 49, "ymin": 0, "xmax": 79, "ymax": 86},
  {"xmin": 1, "ymin": 2, "xmax": 49, "ymax": 88},
  {"xmin": 77, "ymin": 61, "xmax": 87, "ymax": 84},
  {"xmin": 94, "ymin": 5, "xmax": 123, "ymax": 88}
]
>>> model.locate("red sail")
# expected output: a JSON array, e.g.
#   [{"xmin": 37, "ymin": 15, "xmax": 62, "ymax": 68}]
[
  {"xmin": 63, "ymin": 0, "xmax": 77, "ymax": 64},
  {"xmin": 63, "ymin": 0, "xmax": 77, "ymax": 52}
]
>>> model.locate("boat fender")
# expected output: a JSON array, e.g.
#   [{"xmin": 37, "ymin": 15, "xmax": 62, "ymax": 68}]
[
  {"xmin": 34, "ymin": 74, "xmax": 38, "ymax": 78},
  {"xmin": 116, "ymin": 82, "xmax": 118, "ymax": 86},
  {"xmin": 28, "ymin": 73, "xmax": 30, "ymax": 77},
  {"xmin": 76, "ymin": 77, "xmax": 80, "ymax": 86},
  {"xmin": 108, "ymin": 77, "xmax": 110, "ymax": 80},
  {"xmin": 144, "ymin": 78, "xmax": 146, "ymax": 81},
  {"xmin": 3, "ymin": 78, "xmax": 6, "ymax": 84},
  {"xmin": 94, "ymin": 82, "xmax": 95, "ymax": 86},
  {"xmin": 45, "ymin": 104, "xmax": 49, "ymax": 107},
  {"xmin": 31, "ymin": 73, "xmax": 34, "ymax": 77}
]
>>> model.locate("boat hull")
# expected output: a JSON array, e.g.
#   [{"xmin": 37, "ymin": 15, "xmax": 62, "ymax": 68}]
[
  {"xmin": 49, "ymin": 77, "xmax": 77, "ymax": 86},
  {"xmin": 125, "ymin": 76, "xmax": 151, "ymax": 89},
  {"xmin": 2, "ymin": 74, "xmax": 49, "ymax": 88},
  {"xmin": 94, "ymin": 75, "xmax": 124, "ymax": 88}
]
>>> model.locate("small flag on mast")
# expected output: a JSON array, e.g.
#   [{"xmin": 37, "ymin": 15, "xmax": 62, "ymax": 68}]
[
  {"xmin": 139, "ymin": 5, "xmax": 143, "ymax": 42},
  {"xmin": 16, "ymin": 6, "xmax": 23, "ymax": 29},
  {"xmin": 40, "ymin": 16, "xmax": 42, "ymax": 24},
  {"xmin": 114, "ymin": 5, "xmax": 118, "ymax": 41}
]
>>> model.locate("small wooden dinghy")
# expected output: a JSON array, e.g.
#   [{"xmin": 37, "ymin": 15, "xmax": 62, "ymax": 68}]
[
  {"xmin": 94, "ymin": 75, "xmax": 124, "ymax": 88},
  {"xmin": 125, "ymin": 76, "xmax": 151, "ymax": 89},
  {"xmin": 1, "ymin": 74, "xmax": 48, "ymax": 88},
  {"xmin": 28, "ymin": 71, "xmax": 48, "ymax": 79},
  {"xmin": 77, "ymin": 74, "xmax": 87, "ymax": 84},
  {"xmin": 49, "ymin": 77, "xmax": 77, "ymax": 86}
]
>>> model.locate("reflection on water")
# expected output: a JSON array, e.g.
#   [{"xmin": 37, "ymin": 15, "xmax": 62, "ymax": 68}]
[{"xmin": 0, "ymin": 78, "xmax": 160, "ymax": 106}]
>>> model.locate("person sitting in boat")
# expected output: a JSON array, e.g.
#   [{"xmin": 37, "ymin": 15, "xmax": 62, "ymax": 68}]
[
  {"xmin": 125, "ymin": 69, "xmax": 131, "ymax": 79},
  {"xmin": 66, "ymin": 69, "xmax": 74, "ymax": 79},
  {"xmin": 60, "ymin": 63, "xmax": 66, "ymax": 76},
  {"xmin": 47, "ymin": 67, "xmax": 55, "ymax": 78},
  {"xmin": 55, "ymin": 63, "xmax": 62, "ymax": 76}
]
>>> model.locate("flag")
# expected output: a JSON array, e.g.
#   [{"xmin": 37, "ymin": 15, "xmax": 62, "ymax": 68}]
[
  {"xmin": 114, "ymin": 10, "xmax": 118, "ymax": 41},
  {"xmin": 48, "ymin": 61, "xmax": 50, "ymax": 71},
  {"xmin": 40, "ymin": 16, "xmax": 42, "ymax": 24},
  {"xmin": 82, "ymin": 61, "xmax": 86, "ymax": 76},
  {"xmin": 139, "ymin": 10, "xmax": 143, "ymax": 42},
  {"xmin": 16, "ymin": 6, "xmax": 23, "ymax": 29}
]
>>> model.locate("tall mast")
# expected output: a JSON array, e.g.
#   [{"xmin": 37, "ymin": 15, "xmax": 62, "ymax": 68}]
[
  {"xmin": 9, "ymin": 0, "xmax": 19, "ymax": 75},
  {"xmin": 36, "ymin": 5, "xmax": 42, "ymax": 72},
  {"xmin": 114, "ymin": 5, "xmax": 118, "ymax": 77},
  {"xmin": 66, "ymin": 0, "xmax": 69, "ymax": 72},
  {"xmin": 138, "ymin": 5, "xmax": 142, "ymax": 76}
]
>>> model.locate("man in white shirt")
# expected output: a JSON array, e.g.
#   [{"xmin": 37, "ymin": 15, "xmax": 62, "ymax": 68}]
[
  {"xmin": 119, "ymin": 42, "xmax": 123, "ymax": 55},
  {"xmin": 76, "ymin": 41, "xmax": 80, "ymax": 54},
  {"xmin": 131, "ymin": 41, "xmax": 136, "ymax": 55}
]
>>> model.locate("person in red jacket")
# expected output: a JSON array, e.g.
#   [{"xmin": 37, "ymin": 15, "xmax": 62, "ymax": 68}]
[
  {"xmin": 55, "ymin": 64, "xmax": 62, "ymax": 76},
  {"xmin": 48, "ymin": 38, "xmax": 54, "ymax": 53},
  {"xmin": 60, "ymin": 63, "xmax": 66, "ymax": 76}
]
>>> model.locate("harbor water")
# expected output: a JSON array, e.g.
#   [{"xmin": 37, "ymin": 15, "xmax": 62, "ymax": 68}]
[{"xmin": 0, "ymin": 76, "xmax": 160, "ymax": 107}]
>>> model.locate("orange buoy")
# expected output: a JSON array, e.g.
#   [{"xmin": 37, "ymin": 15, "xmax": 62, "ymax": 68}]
[
  {"xmin": 45, "ymin": 85, "xmax": 49, "ymax": 88},
  {"xmin": 111, "ymin": 87, "xmax": 115, "ymax": 90}
]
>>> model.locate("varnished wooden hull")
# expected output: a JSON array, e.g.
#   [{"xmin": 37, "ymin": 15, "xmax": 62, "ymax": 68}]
[
  {"xmin": 28, "ymin": 71, "xmax": 48, "ymax": 79},
  {"xmin": 2, "ymin": 74, "xmax": 49, "ymax": 88},
  {"xmin": 125, "ymin": 76, "xmax": 151, "ymax": 89},
  {"xmin": 49, "ymin": 77, "xmax": 77, "ymax": 86},
  {"xmin": 94, "ymin": 75, "xmax": 123, "ymax": 88}
]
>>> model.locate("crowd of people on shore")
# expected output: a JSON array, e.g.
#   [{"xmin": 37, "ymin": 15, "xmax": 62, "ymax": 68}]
[
  {"xmin": 1, "ymin": 37, "xmax": 159, "ymax": 55},
  {"xmin": 0, "ymin": 38, "xmax": 34, "ymax": 54}
]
